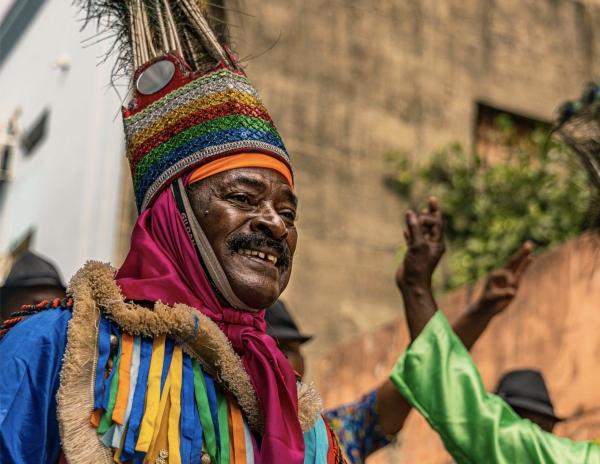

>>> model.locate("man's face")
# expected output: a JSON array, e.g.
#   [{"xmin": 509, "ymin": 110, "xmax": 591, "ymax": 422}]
[
  {"xmin": 277, "ymin": 339, "xmax": 305, "ymax": 378},
  {"xmin": 1, "ymin": 285, "xmax": 66, "ymax": 322},
  {"xmin": 187, "ymin": 167, "xmax": 298, "ymax": 310}
]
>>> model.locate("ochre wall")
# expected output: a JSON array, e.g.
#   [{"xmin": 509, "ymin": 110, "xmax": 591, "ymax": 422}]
[
  {"xmin": 229, "ymin": 0, "xmax": 600, "ymax": 381},
  {"xmin": 317, "ymin": 232, "xmax": 600, "ymax": 463}
]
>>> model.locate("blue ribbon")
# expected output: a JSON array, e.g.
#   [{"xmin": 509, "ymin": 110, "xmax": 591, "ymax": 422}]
[
  {"xmin": 120, "ymin": 336, "xmax": 153, "ymax": 461},
  {"xmin": 180, "ymin": 353, "xmax": 196, "ymax": 464},
  {"xmin": 101, "ymin": 325, "xmax": 121, "ymax": 411},
  {"xmin": 160, "ymin": 336, "xmax": 175, "ymax": 395},
  {"xmin": 94, "ymin": 315, "xmax": 111, "ymax": 409}
]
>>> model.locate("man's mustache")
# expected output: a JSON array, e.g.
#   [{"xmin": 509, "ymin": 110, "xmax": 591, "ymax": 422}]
[{"xmin": 227, "ymin": 233, "xmax": 292, "ymax": 269}]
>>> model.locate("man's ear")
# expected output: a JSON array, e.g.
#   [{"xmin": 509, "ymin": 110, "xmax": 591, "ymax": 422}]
[{"xmin": 185, "ymin": 180, "xmax": 210, "ymax": 219}]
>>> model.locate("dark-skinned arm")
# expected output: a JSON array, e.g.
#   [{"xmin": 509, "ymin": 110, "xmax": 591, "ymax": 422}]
[
  {"xmin": 452, "ymin": 242, "xmax": 533, "ymax": 350},
  {"xmin": 377, "ymin": 202, "xmax": 533, "ymax": 435},
  {"xmin": 376, "ymin": 200, "xmax": 443, "ymax": 435}
]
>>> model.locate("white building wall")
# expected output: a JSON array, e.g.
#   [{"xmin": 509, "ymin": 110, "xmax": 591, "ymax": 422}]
[{"xmin": 0, "ymin": 0, "xmax": 126, "ymax": 281}]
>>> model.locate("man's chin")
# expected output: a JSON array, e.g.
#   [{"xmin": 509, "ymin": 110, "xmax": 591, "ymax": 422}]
[
  {"xmin": 230, "ymin": 273, "xmax": 291, "ymax": 310},
  {"xmin": 221, "ymin": 255, "xmax": 291, "ymax": 308},
  {"xmin": 235, "ymin": 290, "xmax": 280, "ymax": 311}
]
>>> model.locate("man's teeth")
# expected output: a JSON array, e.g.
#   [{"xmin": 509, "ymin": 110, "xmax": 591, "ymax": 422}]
[{"xmin": 237, "ymin": 248, "xmax": 278, "ymax": 264}]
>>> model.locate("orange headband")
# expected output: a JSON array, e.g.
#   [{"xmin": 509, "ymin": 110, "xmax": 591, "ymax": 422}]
[{"xmin": 187, "ymin": 153, "xmax": 294, "ymax": 190}]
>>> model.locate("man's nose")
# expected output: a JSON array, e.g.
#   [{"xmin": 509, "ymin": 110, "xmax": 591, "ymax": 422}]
[{"xmin": 250, "ymin": 203, "xmax": 288, "ymax": 239}]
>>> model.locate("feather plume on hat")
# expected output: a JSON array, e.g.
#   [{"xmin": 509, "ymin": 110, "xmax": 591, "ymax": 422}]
[{"xmin": 76, "ymin": 0, "xmax": 231, "ymax": 80}]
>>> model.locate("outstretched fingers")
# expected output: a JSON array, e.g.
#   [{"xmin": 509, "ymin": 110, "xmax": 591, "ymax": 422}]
[
  {"xmin": 428, "ymin": 196, "xmax": 442, "ymax": 218},
  {"xmin": 490, "ymin": 286, "xmax": 517, "ymax": 302},
  {"xmin": 426, "ymin": 197, "xmax": 443, "ymax": 240},
  {"xmin": 503, "ymin": 241, "xmax": 533, "ymax": 272},
  {"xmin": 405, "ymin": 210, "xmax": 423, "ymax": 245},
  {"xmin": 487, "ymin": 268, "xmax": 516, "ymax": 289},
  {"xmin": 515, "ymin": 254, "xmax": 534, "ymax": 281}
]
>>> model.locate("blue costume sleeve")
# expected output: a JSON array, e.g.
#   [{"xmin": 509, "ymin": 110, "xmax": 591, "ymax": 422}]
[{"xmin": 0, "ymin": 308, "xmax": 72, "ymax": 464}]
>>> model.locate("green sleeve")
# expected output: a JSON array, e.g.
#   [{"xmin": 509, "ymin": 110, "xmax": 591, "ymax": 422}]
[{"xmin": 389, "ymin": 311, "xmax": 600, "ymax": 464}]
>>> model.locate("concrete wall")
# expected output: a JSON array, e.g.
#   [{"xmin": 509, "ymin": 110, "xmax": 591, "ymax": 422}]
[
  {"xmin": 0, "ymin": 0, "xmax": 124, "ymax": 280},
  {"xmin": 317, "ymin": 232, "xmax": 600, "ymax": 463},
  {"xmin": 230, "ymin": 0, "xmax": 600, "ymax": 380}
]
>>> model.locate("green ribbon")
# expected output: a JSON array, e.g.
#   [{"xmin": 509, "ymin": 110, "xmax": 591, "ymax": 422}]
[
  {"xmin": 192, "ymin": 359, "xmax": 218, "ymax": 462},
  {"xmin": 216, "ymin": 385, "xmax": 230, "ymax": 464},
  {"xmin": 98, "ymin": 333, "xmax": 122, "ymax": 434}
]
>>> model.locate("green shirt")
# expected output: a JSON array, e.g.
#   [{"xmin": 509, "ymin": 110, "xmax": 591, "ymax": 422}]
[{"xmin": 389, "ymin": 311, "xmax": 600, "ymax": 464}]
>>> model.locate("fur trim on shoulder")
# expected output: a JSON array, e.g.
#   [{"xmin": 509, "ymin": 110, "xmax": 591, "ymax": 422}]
[
  {"xmin": 57, "ymin": 261, "xmax": 324, "ymax": 461},
  {"xmin": 297, "ymin": 381, "xmax": 324, "ymax": 432},
  {"xmin": 56, "ymin": 269, "xmax": 112, "ymax": 463}
]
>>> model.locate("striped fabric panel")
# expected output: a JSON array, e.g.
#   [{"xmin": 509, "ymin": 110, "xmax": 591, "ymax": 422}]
[
  {"xmin": 127, "ymin": 89, "xmax": 271, "ymax": 154},
  {"xmin": 138, "ymin": 139, "xmax": 289, "ymax": 212},
  {"xmin": 129, "ymin": 101, "xmax": 275, "ymax": 170},
  {"xmin": 95, "ymin": 331, "xmax": 259, "ymax": 463},
  {"xmin": 134, "ymin": 128, "xmax": 285, "ymax": 207},
  {"xmin": 133, "ymin": 114, "xmax": 282, "ymax": 185},
  {"xmin": 124, "ymin": 69, "xmax": 257, "ymax": 130}
]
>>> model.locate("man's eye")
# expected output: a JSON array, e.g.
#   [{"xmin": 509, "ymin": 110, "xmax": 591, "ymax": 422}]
[
  {"xmin": 280, "ymin": 211, "xmax": 297, "ymax": 221},
  {"xmin": 230, "ymin": 194, "xmax": 250, "ymax": 204}
]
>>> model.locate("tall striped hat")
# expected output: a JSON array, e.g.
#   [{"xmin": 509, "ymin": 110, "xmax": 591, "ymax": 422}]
[{"xmin": 78, "ymin": 0, "xmax": 291, "ymax": 212}]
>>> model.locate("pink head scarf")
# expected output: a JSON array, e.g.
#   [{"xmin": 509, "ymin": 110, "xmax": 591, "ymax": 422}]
[{"xmin": 115, "ymin": 172, "xmax": 304, "ymax": 464}]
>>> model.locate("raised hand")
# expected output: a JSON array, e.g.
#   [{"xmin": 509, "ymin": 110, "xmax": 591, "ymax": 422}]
[
  {"xmin": 473, "ymin": 242, "xmax": 534, "ymax": 316},
  {"xmin": 395, "ymin": 197, "xmax": 446, "ymax": 340},
  {"xmin": 396, "ymin": 197, "xmax": 445, "ymax": 292},
  {"xmin": 453, "ymin": 242, "xmax": 534, "ymax": 351}
]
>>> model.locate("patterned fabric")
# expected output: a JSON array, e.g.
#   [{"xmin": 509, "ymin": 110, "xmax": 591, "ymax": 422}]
[
  {"xmin": 122, "ymin": 52, "xmax": 291, "ymax": 212},
  {"xmin": 323, "ymin": 390, "xmax": 394, "ymax": 464}
]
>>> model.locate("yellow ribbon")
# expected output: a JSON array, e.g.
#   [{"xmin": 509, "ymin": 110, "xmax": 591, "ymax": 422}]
[
  {"xmin": 136, "ymin": 334, "xmax": 166, "ymax": 452},
  {"xmin": 144, "ymin": 374, "xmax": 171, "ymax": 463},
  {"xmin": 168, "ymin": 346, "xmax": 183, "ymax": 464}
]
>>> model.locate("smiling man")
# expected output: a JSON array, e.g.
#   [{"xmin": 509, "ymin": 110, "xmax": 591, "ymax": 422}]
[
  {"xmin": 186, "ymin": 167, "xmax": 298, "ymax": 310},
  {"xmin": 0, "ymin": 2, "xmax": 343, "ymax": 464}
]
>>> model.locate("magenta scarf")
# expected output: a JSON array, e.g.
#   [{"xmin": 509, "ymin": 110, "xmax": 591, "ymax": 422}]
[{"xmin": 115, "ymin": 175, "xmax": 304, "ymax": 464}]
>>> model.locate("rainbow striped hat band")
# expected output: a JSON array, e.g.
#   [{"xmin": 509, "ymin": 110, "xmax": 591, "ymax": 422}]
[{"xmin": 122, "ymin": 50, "xmax": 291, "ymax": 213}]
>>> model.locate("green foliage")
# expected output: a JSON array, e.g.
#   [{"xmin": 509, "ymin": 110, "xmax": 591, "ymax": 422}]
[{"xmin": 385, "ymin": 115, "xmax": 593, "ymax": 290}]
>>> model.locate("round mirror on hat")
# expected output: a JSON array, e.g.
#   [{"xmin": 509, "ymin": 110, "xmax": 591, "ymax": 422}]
[{"xmin": 136, "ymin": 60, "xmax": 176, "ymax": 95}]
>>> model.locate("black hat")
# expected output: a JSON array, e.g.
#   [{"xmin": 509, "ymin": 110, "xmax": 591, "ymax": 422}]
[
  {"xmin": 265, "ymin": 300, "xmax": 312, "ymax": 344},
  {"xmin": 495, "ymin": 369, "xmax": 563, "ymax": 422},
  {"xmin": 1, "ymin": 251, "xmax": 65, "ymax": 291}
]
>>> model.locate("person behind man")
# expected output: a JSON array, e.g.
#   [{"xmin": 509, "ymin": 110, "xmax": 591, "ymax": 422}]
[
  {"xmin": 0, "ymin": 251, "xmax": 66, "ymax": 322},
  {"xmin": 0, "ymin": 3, "xmax": 346, "ymax": 463},
  {"xmin": 265, "ymin": 300, "xmax": 311, "ymax": 377},
  {"xmin": 266, "ymin": 272, "xmax": 542, "ymax": 464},
  {"xmin": 390, "ymin": 197, "xmax": 600, "ymax": 463},
  {"xmin": 496, "ymin": 369, "xmax": 563, "ymax": 433}
]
